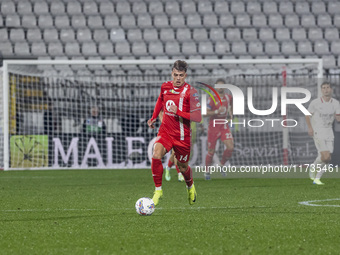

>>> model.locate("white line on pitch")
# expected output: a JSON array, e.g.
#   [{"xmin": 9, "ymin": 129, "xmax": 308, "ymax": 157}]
[{"xmin": 298, "ymin": 198, "xmax": 340, "ymax": 207}]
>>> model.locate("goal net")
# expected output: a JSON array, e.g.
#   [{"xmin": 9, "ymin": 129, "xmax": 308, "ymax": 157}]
[{"xmin": 1, "ymin": 59, "xmax": 322, "ymax": 170}]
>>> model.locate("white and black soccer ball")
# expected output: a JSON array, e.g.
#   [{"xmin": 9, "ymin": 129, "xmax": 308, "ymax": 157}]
[{"xmin": 135, "ymin": 197, "xmax": 155, "ymax": 216}]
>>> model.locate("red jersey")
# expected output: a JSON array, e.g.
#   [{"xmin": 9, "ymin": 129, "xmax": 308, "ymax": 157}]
[
  {"xmin": 208, "ymin": 93, "xmax": 232, "ymax": 130},
  {"xmin": 152, "ymin": 81, "xmax": 201, "ymax": 141}
]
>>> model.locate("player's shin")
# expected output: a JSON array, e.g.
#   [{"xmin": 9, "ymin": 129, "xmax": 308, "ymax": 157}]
[
  {"xmin": 313, "ymin": 155, "xmax": 323, "ymax": 166},
  {"xmin": 205, "ymin": 152, "xmax": 214, "ymax": 169},
  {"xmin": 168, "ymin": 159, "xmax": 174, "ymax": 168},
  {"xmin": 315, "ymin": 164, "xmax": 327, "ymax": 180},
  {"xmin": 152, "ymin": 158, "xmax": 163, "ymax": 189},
  {"xmin": 182, "ymin": 166, "xmax": 193, "ymax": 188},
  {"xmin": 176, "ymin": 165, "xmax": 184, "ymax": 182},
  {"xmin": 175, "ymin": 165, "xmax": 180, "ymax": 173},
  {"xmin": 221, "ymin": 149, "xmax": 233, "ymax": 165},
  {"xmin": 310, "ymin": 155, "xmax": 323, "ymax": 180}
]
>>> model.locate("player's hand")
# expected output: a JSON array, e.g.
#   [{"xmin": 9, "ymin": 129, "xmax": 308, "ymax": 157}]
[
  {"xmin": 147, "ymin": 118, "xmax": 156, "ymax": 129},
  {"xmin": 169, "ymin": 104, "xmax": 178, "ymax": 114},
  {"xmin": 308, "ymin": 127, "xmax": 314, "ymax": 137},
  {"xmin": 218, "ymin": 106, "xmax": 226, "ymax": 114}
]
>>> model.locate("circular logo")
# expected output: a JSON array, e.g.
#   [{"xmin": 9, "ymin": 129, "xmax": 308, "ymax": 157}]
[{"xmin": 166, "ymin": 100, "xmax": 175, "ymax": 112}]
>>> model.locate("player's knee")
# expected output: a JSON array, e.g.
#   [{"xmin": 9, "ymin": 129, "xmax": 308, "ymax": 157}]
[
  {"xmin": 228, "ymin": 144, "xmax": 234, "ymax": 151},
  {"xmin": 321, "ymin": 154, "xmax": 331, "ymax": 163},
  {"xmin": 152, "ymin": 150, "xmax": 163, "ymax": 159},
  {"xmin": 180, "ymin": 166, "xmax": 189, "ymax": 173},
  {"xmin": 208, "ymin": 149, "xmax": 215, "ymax": 155},
  {"xmin": 177, "ymin": 163, "xmax": 188, "ymax": 173}
]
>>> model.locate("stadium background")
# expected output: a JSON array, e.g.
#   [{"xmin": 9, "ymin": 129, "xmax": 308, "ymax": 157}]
[{"xmin": 1, "ymin": 0, "xmax": 340, "ymax": 169}]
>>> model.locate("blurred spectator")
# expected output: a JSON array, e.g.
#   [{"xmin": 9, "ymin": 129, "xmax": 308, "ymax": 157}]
[{"xmin": 82, "ymin": 105, "xmax": 106, "ymax": 167}]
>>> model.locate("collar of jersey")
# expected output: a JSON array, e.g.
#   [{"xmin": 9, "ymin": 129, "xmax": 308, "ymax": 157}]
[{"xmin": 172, "ymin": 82, "xmax": 186, "ymax": 90}]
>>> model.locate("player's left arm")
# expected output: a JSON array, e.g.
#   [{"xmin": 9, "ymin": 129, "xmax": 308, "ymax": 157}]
[
  {"xmin": 335, "ymin": 101, "xmax": 340, "ymax": 122},
  {"xmin": 148, "ymin": 89, "xmax": 164, "ymax": 129},
  {"xmin": 228, "ymin": 94, "xmax": 233, "ymax": 120}
]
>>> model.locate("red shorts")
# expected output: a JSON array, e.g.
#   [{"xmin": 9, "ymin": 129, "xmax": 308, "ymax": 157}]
[
  {"xmin": 155, "ymin": 131, "xmax": 191, "ymax": 163},
  {"xmin": 207, "ymin": 127, "xmax": 233, "ymax": 151}
]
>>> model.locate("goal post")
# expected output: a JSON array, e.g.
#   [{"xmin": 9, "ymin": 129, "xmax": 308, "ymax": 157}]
[{"xmin": 1, "ymin": 58, "xmax": 323, "ymax": 170}]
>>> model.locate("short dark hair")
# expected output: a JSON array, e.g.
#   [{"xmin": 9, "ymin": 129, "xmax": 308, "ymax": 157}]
[
  {"xmin": 172, "ymin": 60, "xmax": 188, "ymax": 72},
  {"xmin": 216, "ymin": 78, "xmax": 226, "ymax": 84},
  {"xmin": 321, "ymin": 81, "xmax": 331, "ymax": 88}
]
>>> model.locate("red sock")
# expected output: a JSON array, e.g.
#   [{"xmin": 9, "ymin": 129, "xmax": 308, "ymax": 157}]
[
  {"xmin": 205, "ymin": 152, "xmax": 214, "ymax": 167},
  {"xmin": 221, "ymin": 149, "xmax": 233, "ymax": 165},
  {"xmin": 182, "ymin": 166, "xmax": 193, "ymax": 187},
  {"xmin": 175, "ymin": 165, "xmax": 180, "ymax": 173},
  {"xmin": 168, "ymin": 159, "xmax": 174, "ymax": 168},
  {"xmin": 152, "ymin": 158, "xmax": 163, "ymax": 188}
]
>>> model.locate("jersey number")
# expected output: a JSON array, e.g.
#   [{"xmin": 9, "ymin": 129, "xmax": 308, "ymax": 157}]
[
  {"xmin": 179, "ymin": 155, "xmax": 188, "ymax": 161},
  {"xmin": 225, "ymin": 133, "xmax": 233, "ymax": 139}
]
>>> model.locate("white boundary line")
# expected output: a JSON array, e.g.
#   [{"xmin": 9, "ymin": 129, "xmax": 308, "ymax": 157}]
[{"xmin": 298, "ymin": 198, "xmax": 340, "ymax": 207}]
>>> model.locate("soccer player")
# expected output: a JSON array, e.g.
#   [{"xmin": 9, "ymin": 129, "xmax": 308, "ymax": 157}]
[
  {"xmin": 159, "ymin": 110, "xmax": 185, "ymax": 182},
  {"xmin": 147, "ymin": 60, "xmax": 202, "ymax": 206},
  {"xmin": 306, "ymin": 82, "xmax": 340, "ymax": 185},
  {"xmin": 82, "ymin": 105, "xmax": 106, "ymax": 167},
  {"xmin": 204, "ymin": 79, "xmax": 234, "ymax": 180}
]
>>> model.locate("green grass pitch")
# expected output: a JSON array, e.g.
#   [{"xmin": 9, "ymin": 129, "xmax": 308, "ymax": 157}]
[{"xmin": 0, "ymin": 169, "xmax": 339, "ymax": 254}]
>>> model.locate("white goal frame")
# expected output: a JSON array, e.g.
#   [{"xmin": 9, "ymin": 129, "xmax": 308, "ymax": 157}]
[{"xmin": 2, "ymin": 58, "xmax": 323, "ymax": 170}]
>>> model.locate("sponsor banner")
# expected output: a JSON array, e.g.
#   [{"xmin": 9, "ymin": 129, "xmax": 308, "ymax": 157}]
[
  {"xmin": 40, "ymin": 131, "xmax": 340, "ymax": 169},
  {"xmin": 10, "ymin": 135, "xmax": 48, "ymax": 168}
]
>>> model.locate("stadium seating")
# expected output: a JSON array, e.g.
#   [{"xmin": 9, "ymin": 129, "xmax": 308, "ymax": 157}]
[
  {"xmin": 99, "ymin": 2, "xmax": 114, "ymax": 15},
  {"xmin": 27, "ymin": 28, "xmax": 42, "ymax": 43},
  {"xmin": 143, "ymin": 28, "xmax": 158, "ymax": 42},
  {"xmin": 176, "ymin": 28, "xmax": 191, "ymax": 42},
  {"xmin": 98, "ymin": 41, "xmax": 114, "ymax": 56},
  {"xmin": 50, "ymin": 1, "xmax": 65, "ymax": 16},
  {"xmin": 243, "ymin": 28, "xmax": 257, "ymax": 42},
  {"xmin": 0, "ymin": 0, "xmax": 339, "ymax": 68},
  {"xmin": 33, "ymin": 1, "xmax": 49, "ymax": 15},
  {"xmin": 43, "ymin": 29, "xmax": 59, "ymax": 43}
]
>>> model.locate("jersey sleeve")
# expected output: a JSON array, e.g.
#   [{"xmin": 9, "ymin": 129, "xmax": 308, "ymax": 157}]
[
  {"xmin": 228, "ymin": 94, "xmax": 233, "ymax": 107},
  {"xmin": 207, "ymin": 97, "xmax": 215, "ymax": 110},
  {"xmin": 335, "ymin": 100, "xmax": 340, "ymax": 115},
  {"xmin": 151, "ymin": 84, "xmax": 164, "ymax": 120},
  {"xmin": 175, "ymin": 86, "xmax": 202, "ymax": 122},
  {"xmin": 190, "ymin": 87, "xmax": 201, "ymax": 113},
  {"xmin": 307, "ymin": 100, "xmax": 316, "ymax": 114}
]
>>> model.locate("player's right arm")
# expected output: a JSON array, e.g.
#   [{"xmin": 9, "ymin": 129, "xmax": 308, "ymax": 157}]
[
  {"xmin": 148, "ymin": 89, "xmax": 163, "ymax": 129},
  {"xmin": 305, "ymin": 115, "xmax": 313, "ymax": 136},
  {"xmin": 205, "ymin": 98, "xmax": 225, "ymax": 116},
  {"xmin": 306, "ymin": 100, "xmax": 315, "ymax": 136},
  {"xmin": 206, "ymin": 107, "xmax": 225, "ymax": 116}
]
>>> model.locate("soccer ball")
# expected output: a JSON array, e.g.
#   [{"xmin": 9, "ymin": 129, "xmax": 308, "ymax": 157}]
[{"xmin": 135, "ymin": 197, "xmax": 155, "ymax": 216}]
